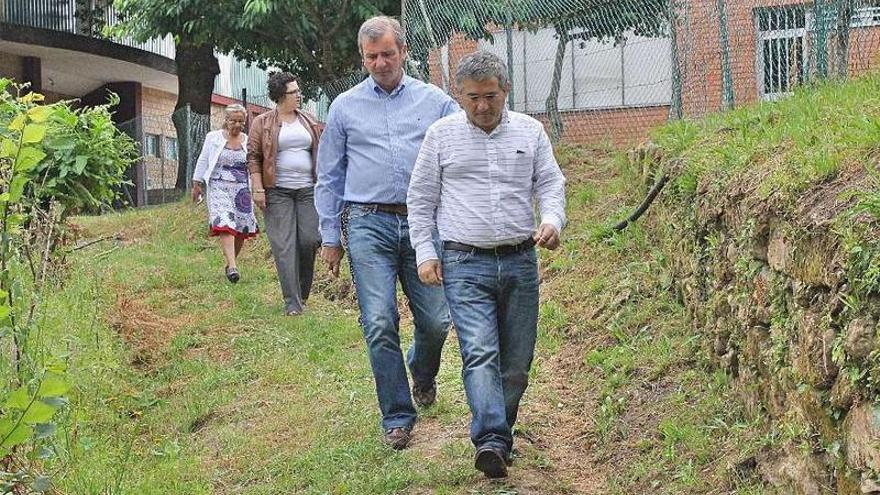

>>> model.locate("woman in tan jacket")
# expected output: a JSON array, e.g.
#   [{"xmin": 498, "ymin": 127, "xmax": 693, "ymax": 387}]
[{"xmin": 248, "ymin": 72, "xmax": 324, "ymax": 315}]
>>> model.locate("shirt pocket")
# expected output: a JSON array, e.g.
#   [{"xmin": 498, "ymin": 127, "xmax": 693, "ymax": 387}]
[{"xmin": 501, "ymin": 147, "xmax": 535, "ymax": 184}]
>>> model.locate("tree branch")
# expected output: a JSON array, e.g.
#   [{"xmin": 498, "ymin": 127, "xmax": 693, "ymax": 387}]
[
  {"xmin": 326, "ymin": 0, "xmax": 353, "ymax": 38},
  {"xmin": 613, "ymin": 174, "xmax": 669, "ymax": 231}
]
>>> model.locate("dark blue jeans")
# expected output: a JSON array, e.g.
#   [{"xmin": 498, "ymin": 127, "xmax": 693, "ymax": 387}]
[
  {"xmin": 345, "ymin": 204, "xmax": 451, "ymax": 431},
  {"xmin": 441, "ymin": 247, "xmax": 539, "ymax": 454}
]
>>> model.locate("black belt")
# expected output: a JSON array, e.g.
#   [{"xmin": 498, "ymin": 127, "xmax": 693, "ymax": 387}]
[{"xmin": 443, "ymin": 238, "xmax": 535, "ymax": 256}]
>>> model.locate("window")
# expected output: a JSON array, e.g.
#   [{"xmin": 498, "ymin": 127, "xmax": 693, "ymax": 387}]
[
  {"xmin": 812, "ymin": 2, "xmax": 880, "ymax": 29},
  {"xmin": 164, "ymin": 136, "xmax": 178, "ymax": 161},
  {"xmin": 851, "ymin": 3, "xmax": 880, "ymax": 28},
  {"xmin": 144, "ymin": 133, "xmax": 160, "ymax": 157},
  {"xmin": 756, "ymin": 6, "xmax": 807, "ymax": 100}
]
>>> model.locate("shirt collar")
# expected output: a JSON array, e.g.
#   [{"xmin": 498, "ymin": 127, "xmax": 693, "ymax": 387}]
[
  {"xmin": 466, "ymin": 107, "xmax": 511, "ymax": 136},
  {"xmin": 370, "ymin": 73, "xmax": 409, "ymax": 97}
]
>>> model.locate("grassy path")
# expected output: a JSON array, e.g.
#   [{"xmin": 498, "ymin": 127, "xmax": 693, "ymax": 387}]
[
  {"xmin": 40, "ymin": 146, "xmax": 773, "ymax": 494},
  {"xmin": 47, "ymin": 199, "xmax": 601, "ymax": 494}
]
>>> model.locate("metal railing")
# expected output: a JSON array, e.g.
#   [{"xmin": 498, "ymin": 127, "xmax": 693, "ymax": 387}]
[
  {"xmin": 2, "ymin": 0, "xmax": 176, "ymax": 58},
  {"xmin": 1, "ymin": 0, "xmax": 270, "ymax": 100}
]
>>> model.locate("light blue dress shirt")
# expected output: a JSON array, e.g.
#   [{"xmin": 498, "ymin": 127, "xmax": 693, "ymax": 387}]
[{"xmin": 315, "ymin": 74, "xmax": 460, "ymax": 246}]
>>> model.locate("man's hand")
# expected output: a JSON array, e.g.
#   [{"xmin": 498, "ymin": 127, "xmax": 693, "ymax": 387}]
[
  {"xmin": 321, "ymin": 245, "xmax": 344, "ymax": 277},
  {"xmin": 252, "ymin": 191, "xmax": 266, "ymax": 211},
  {"xmin": 191, "ymin": 182, "xmax": 203, "ymax": 203},
  {"xmin": 417, "ymin": 260, "xmax": 443, "ymax": 286},
  {"xmin": 533, "ymin": 224, "xmax": 561, "ymax": 250}
]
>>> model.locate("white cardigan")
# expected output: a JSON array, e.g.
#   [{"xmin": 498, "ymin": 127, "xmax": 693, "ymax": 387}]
[{"xmin": 192, "ymin": 129, "xmax": 249, "ymax": 185}]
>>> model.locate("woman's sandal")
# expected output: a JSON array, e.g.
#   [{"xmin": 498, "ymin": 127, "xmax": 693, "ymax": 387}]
[{"xmin": 225, "ymin": 266, "xmax": 240, "ymax": 284}]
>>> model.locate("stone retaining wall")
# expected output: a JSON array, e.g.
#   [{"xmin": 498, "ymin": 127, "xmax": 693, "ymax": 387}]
[{"xmin": 633, "ymin": 144, "xmax": 880, "ymax": 494}]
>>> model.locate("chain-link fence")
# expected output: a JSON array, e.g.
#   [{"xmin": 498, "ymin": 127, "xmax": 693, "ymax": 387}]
[{"xmin": 350, "ymin": 0, "xmax": 880, "ymax": 148}]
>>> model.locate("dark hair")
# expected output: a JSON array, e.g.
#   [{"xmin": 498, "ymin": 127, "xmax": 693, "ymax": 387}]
[{"xmin": 267, "ymin": 71, "xmax": 297, "ymax": 103}]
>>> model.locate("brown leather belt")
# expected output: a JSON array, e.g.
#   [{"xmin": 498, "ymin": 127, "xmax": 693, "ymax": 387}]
[
  {"xmin": 372, "ymin": 203, "xmax": 408, "ymax": 215},
  {"xmin": 443, "ymin": 238, "xmax": 535, "ymax": 256}
]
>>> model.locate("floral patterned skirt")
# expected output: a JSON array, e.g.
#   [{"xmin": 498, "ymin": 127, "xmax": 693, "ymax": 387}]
[{"xmin": 207, "ymin": 177, "xmax": 259, "ymax": 239}]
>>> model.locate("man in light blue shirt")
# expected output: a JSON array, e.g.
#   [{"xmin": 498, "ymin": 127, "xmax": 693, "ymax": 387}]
[{"xmin": 314, "ymin": 15, "xmax": 459, "ymax": 450}]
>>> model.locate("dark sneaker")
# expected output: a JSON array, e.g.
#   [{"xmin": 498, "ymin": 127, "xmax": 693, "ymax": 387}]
[
  {"xmin": 383, "ymin": 427, "xmax": 412, "ymax": 450},
  {"xmin": 225, "ymin": 266, "xmax": 240, "ymax": 284},
  {"xmin": 475, "ymin": 446, "xmax": 508, "ymax": 479},
  {"xmin": 412, "ymin": 382, "xmax": 436, "ymax": 408}
]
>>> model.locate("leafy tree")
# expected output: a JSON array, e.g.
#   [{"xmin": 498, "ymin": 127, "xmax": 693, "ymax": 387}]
[
  {"xmin": 112, "ymin": 0, "xmax": 244, "ymax": 190},
  {"xmin": 113, "ymin": 0, "xmax": 400, "ymax": 189},
  {"xmin": 236, "ymin": 0, "xmax": 400, "ymax": 100}
]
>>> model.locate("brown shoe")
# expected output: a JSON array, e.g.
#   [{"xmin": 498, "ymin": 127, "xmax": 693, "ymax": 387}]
[
  {"xmin": 475, "ymin": 445, "xmax": 508, "ymax": 479},
  {"xmin": 412, "ymin": 382, "xmax": 436, "ymax": 408},
  {"xmin": 383, "ymin": 427, "xmax": 412, "ymax": 450}
]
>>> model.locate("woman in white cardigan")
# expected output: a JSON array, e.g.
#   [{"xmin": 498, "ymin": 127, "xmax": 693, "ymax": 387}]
[{"xmin": 192, "ymin": 104, "xmax": 259, "ymax": 283}]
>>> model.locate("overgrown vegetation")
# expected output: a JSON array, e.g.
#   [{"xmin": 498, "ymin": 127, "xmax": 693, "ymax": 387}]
[
  {"xmin": 0, "ymin": 80, "xmax": 135, "ymax": 492},
  {"xmin": 640, "ymin": 73, "xmax": 880, "ymax": 492}
]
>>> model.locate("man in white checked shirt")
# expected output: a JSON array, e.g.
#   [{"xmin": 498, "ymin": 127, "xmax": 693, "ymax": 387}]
[{"xmin": 407, "ymin": 50, "xmax": 566, "ymax": 479}]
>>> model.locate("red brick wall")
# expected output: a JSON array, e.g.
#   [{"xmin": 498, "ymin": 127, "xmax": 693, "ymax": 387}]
[
  {"xmin": 423, "ymin": 2, "xmax": 880, "ymax": 147},
  {"xmin": 140, "ymin": 87, "xmax": 177, "ymax": 190},
  {"xmin": 534, "ymin": 105, "xmax": 672, "ymax": 148},
  {"xmin": 427, "ymin": 33, "xmax": 479, "ymax": 92},
  {"xmin": 847, "ymin": 25, "xmax": 880, "ymax": 76},
  {"xmin": 426, "ymin": 35, "xmax": 670, "ymax": 147}
]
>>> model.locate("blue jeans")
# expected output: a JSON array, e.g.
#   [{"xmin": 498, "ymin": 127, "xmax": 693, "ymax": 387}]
[
  {"xmin": 441, "ymin": 247, "xmax": 539, "ymax": 453},
  {"xmin": 345, "ymin": 204, "xmax": 451, "ymax": 431}
]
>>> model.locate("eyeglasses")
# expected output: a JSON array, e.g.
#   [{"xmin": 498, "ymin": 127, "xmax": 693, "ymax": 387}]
[{"xmin": 285, "ymin": 89, "xmax": 301, "ymax": 95}]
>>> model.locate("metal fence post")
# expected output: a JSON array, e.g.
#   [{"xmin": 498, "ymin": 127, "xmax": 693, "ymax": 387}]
[
  {"xmin": 184, "ymin": 105, "xmax": 194, "ymax": 193},
  {"xmin": 717, "ymin": 0, "xmax": 735, "ymax": 110},
  {"xmin": 669, "ymin": 0, "xmax": 684, "ymax": 120},
  {"xmin": 815, "ymin": 0, "xmax": 831, "ymax": 79}
]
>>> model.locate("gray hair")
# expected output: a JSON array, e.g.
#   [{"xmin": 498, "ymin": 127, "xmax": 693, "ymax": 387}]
[
  {"xmin": 224, "ymin": 103, "xmax": 247, "ymax": 118},
  {"xmin": 358, "ymin": 16, "xmax": 405, "ymax": 51},
  {"xmin": 455, "ymin": 50, "xmax": 510, "ymax": 89}
]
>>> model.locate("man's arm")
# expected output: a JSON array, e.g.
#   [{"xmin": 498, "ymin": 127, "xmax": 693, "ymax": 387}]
[
  {"xmin": 407, "ymin": 126, "xmax": 444, "ymax": 284},
  {"xmin": 315, "ymin": 104, "xmax": 348, "ymax": 247},
  {"xmin": 532, "ymin": 126, "xmax": 567, "ymax": 249}
]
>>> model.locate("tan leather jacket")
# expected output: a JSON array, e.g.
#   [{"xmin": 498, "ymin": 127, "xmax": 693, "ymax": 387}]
[{"xmin": 247, "ymin": 109, "xmax": 324, "ymax": 188}]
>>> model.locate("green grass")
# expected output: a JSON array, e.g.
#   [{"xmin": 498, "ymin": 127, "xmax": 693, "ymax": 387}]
[
  {"xmin": 539, "ymin": 145, "xmax": 773, "ymax": 494},
  {"xmin": 30, "ymin": 202, "xmax": 579, "ymax": 494},
  {"xmin": 20, "ymin": 132, "xmax": 795, "ymax": 493},
  {"xmin": 653, "ymin": 74, "xmax": 880, "ymax": 212}
]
